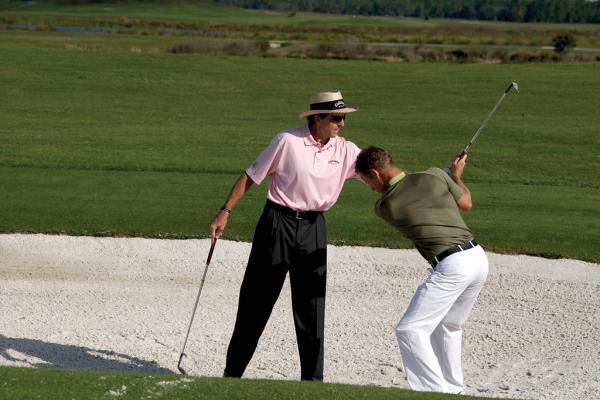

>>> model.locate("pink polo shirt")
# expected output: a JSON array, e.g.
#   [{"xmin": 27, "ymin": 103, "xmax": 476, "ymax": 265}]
[{"xmin": 246, "ymin": 126, "xmax": 361, "ymax": 212}]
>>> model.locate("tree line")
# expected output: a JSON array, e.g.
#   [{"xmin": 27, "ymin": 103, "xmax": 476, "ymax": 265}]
[{"xmin": 215, "ymin": 0, "xmax": 600, "ymax": 23}]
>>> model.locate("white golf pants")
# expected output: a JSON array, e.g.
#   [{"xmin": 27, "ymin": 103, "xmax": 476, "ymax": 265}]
[{"xmin": 395, "ymin": 245, "xmax": 488, "ymax": 393}]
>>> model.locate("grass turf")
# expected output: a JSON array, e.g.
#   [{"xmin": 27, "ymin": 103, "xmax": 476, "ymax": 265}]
[
  {"xmin": 2, "ymin": 0, "xmax": 600, "ymax": 50},
  {"xmin": 0, "ymin": 366, "xmax": 499, "ymax": 400},
  {"xmin": 1, "ymin": 41, "xmax": 598, "ymax": 261},
  {"xmin": 2, "ymin": 0, "xmax": 600, "ymax": 32},
  {"xmin": 0, "ymin": 4, "xmax": 595, "ymax": 399}
]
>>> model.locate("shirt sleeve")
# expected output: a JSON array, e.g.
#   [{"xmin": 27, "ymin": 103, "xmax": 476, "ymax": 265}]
[
  {"xmin": 430, "ymin": 168, "xmax": 463, "ymax": 201},
  {"xmin": 245, "ymin": 133, "xmax": 285, "ymax": 185},
  {"xmin": 345, "ymin": 141, "xmax": 362, "ymax": 180}
]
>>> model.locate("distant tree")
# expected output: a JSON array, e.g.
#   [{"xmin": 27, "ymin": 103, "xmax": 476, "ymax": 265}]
[
  {"xmin": 552, "ymin": 34, "xmax": 577, "ymax": 52},
  {"xmin": 213, "ymin": 0, "xmax": 600, "ymax": 23}
]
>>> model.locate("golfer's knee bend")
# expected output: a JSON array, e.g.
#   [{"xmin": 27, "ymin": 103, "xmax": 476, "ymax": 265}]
[
  {"xmin": 395, "ymin": 322, "xmax": 427, "ymax": 347},
  {"xmin": 440, "ymin": 319, "xmax": 462, "ymax": 332},
  {"xmin": 395, "ymin": 323, "xmax": 413, "ymax": 343}
]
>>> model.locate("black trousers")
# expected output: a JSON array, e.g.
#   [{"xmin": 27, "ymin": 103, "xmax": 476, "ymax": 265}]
[{"xmin": 224, "ymin": 201, "xmax": 327, "ymax": 381}]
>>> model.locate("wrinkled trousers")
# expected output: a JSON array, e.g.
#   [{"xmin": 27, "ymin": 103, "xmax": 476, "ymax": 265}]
[
  {"xmin": 224, "ymin": 202, "xmax": 327, "ymax": 381},
  {"xmin": 396, "ymin": 245, "xmax": 488, "ymax": 393}
]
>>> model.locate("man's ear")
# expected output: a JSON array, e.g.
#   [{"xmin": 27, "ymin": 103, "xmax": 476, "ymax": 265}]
[{"xmin": 370, "ymin": 168, "xmax": 384, "ymax": 183}]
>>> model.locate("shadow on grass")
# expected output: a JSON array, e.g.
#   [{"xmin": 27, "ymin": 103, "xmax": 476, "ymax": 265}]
[{"xmin": 0, "ymin": 335, "xmax": 172, "ymax": 374}]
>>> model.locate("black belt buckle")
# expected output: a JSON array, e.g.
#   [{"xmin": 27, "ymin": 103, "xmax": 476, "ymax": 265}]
[{"xmin": 267, "ymin": 200, "xmax": 318, "ymax": 220}]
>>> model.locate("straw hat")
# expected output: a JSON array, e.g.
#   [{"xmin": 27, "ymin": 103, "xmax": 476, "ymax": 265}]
[{"xmin": 298, "ymin": 91, "xmax": 357, "ymax": 119}]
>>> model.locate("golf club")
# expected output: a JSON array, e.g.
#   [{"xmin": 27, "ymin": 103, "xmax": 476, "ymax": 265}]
[
  {"xmin": 444, "ymin": 81, "xmax": 519, "ymax": 174},
  {"xmin": 177, "ymin": 237, "xmax": 218, "ymax": 375}
]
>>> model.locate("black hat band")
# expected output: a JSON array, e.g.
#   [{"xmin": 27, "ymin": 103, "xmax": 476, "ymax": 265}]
[{"xmin": 310, "ymin": 99, "xmax": 346, "ymax": 111}]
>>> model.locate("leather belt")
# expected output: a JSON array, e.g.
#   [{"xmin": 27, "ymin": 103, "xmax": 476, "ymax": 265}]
[
  {"xmin": 266, "ymin": 200, "xmax": 322, "ymax": 220},
  {"xmin": 431, "ymin": 239, "xmax": 479, "ymax": 268}
]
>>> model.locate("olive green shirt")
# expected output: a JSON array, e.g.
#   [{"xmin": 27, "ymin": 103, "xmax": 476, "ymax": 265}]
[{"xmin": 374, "ymin": 167, "xmax": 474, "ymax": 262}]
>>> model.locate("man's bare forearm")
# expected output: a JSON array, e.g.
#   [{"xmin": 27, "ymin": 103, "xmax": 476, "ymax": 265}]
[
  {"xmin": 209, "ymin": 172, "xmax": 254, "ymax": 239},
  {"xmin": 223, "ymin": 172, "xmax": 254, "ymax": 211},
  {"xmin": 451, "ymin": 154, "xmax": 473, "ymax": 210}
]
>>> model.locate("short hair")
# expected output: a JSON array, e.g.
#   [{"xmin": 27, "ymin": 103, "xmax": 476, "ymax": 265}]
[
  {"xmin": 355, "ymin": 146, "xmax": 394, "ymax": 177},
  {"xmin": 307, "ymin": 113, "xmax": 330, "ymax": 128}
]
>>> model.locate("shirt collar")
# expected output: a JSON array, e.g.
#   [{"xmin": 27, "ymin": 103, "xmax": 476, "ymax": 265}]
[
  {"xmin": 303, "ymin": 127, "xmax": 337, "ymax": 151},
  {"xmin": 388, "ymin": 172, "xmax": 406, "ymax": 187}
]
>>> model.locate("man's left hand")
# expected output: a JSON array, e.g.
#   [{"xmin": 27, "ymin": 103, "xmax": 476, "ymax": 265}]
[{"xmin": 451, "ymin": 153, "xmax": 467, "ymax": 181}]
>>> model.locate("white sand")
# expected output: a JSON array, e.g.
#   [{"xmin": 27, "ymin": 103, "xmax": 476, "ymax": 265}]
[{"xmin": 1, "ymin": 234, "xmax": 599, "ymax": 399}]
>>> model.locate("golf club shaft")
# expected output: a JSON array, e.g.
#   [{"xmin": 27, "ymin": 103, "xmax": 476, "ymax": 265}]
[
  {"xmin": 443, "ymin": 82, "xmax": 518, "ymax": 175},
  {"xmin": 463, "ymin": 93, "xmax": 507, "ymax": 154},
  {"xmin": 462, "ymin": 82, "xmax": 515, "ymax": 154},
  {"xmin": 177, "ymin": 238, "xmax": 217, "ymax": 373}
]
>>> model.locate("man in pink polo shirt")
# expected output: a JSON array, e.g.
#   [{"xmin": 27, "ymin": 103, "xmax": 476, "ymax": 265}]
[{"xmin": 209, "ymin": 91, "xmax": 361, "ymax": 381}]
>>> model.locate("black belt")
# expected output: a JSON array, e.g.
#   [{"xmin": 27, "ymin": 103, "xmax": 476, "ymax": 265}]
[
  {"xmin": 430, "ymin": 239, "xmax": 479, "ymax": 268},
  {"xmin": 266, "ymin": 200, "xmax": 323, "ymax": 220}
]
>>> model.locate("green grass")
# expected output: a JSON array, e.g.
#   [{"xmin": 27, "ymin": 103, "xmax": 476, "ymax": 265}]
[
  {"xmin": 2, "ymin": 0, "xmax": 600, "ymax": 30},
  {"xmin": 2, "ymin": 0, "xmax": 600, "ymax": 48},
  {"xmin": 0, "ymin": 366, "xmax": 497, "ymax": 400},
  {"xmin": 0, "ymin": 4, "xmax": 596, "ymax": 399},
  {"xmin": 0, "ymin": 40, "xmax": 598, "ymax": 261}
]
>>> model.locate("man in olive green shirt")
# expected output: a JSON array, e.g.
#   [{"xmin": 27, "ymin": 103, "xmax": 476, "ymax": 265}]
[{"xmin": 355, "ymin": 146, "xmax": 488, "ymax": 394}]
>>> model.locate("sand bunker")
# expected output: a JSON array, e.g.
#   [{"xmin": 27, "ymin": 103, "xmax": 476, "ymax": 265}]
[{"xmin": 1, "ymin": 234, "xmax": 598, "ymax": 399}]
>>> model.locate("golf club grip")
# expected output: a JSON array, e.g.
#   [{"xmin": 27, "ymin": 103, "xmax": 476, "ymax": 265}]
[{"xmin": 206, "ymin": 238, "xmax": 217, "ymax": 265}]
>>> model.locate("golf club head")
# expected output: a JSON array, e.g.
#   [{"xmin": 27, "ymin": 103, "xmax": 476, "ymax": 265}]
[
  {"xmin": 177, "ymin": 353, "xmax": 187, "ymax": 375},
  {"xmin": 506, "ymin": 81, "xmax": 519, "ymax": 93}
]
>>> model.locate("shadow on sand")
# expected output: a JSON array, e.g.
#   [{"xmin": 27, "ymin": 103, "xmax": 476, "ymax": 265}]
[{"xmin": 0, "ymin": 335, "xmax": 173, "ymax": 374}]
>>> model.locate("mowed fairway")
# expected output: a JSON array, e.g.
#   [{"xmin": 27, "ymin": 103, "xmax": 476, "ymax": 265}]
[
  {"xmin": 1, "ymin": 38, "xmax": 598, "ymax": 261},
  {"xmin": 0, "ymin": 366, "xmax": 491, "ymax": 400}
]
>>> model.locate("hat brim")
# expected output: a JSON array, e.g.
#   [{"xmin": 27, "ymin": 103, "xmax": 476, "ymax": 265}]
[{"xmin": 299, "ymin": 107, "xmax": 357, "ymax": 119}]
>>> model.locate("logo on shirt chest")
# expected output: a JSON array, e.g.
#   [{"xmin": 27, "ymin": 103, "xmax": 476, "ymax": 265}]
[{"xmin": 328, "ymin": 160, "xmax": 340, "ymax": 165}]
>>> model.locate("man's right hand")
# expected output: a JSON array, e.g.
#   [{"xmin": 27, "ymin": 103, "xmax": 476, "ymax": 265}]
[{"xmin": 210, "ymin": 210, "xmax": 229, "ymax": 240}]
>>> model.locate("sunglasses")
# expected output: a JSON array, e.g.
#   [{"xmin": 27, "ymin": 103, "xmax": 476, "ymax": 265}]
[{"xmin": 328, "ymin": 115, "xmax": 346, "ymax": 123}]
